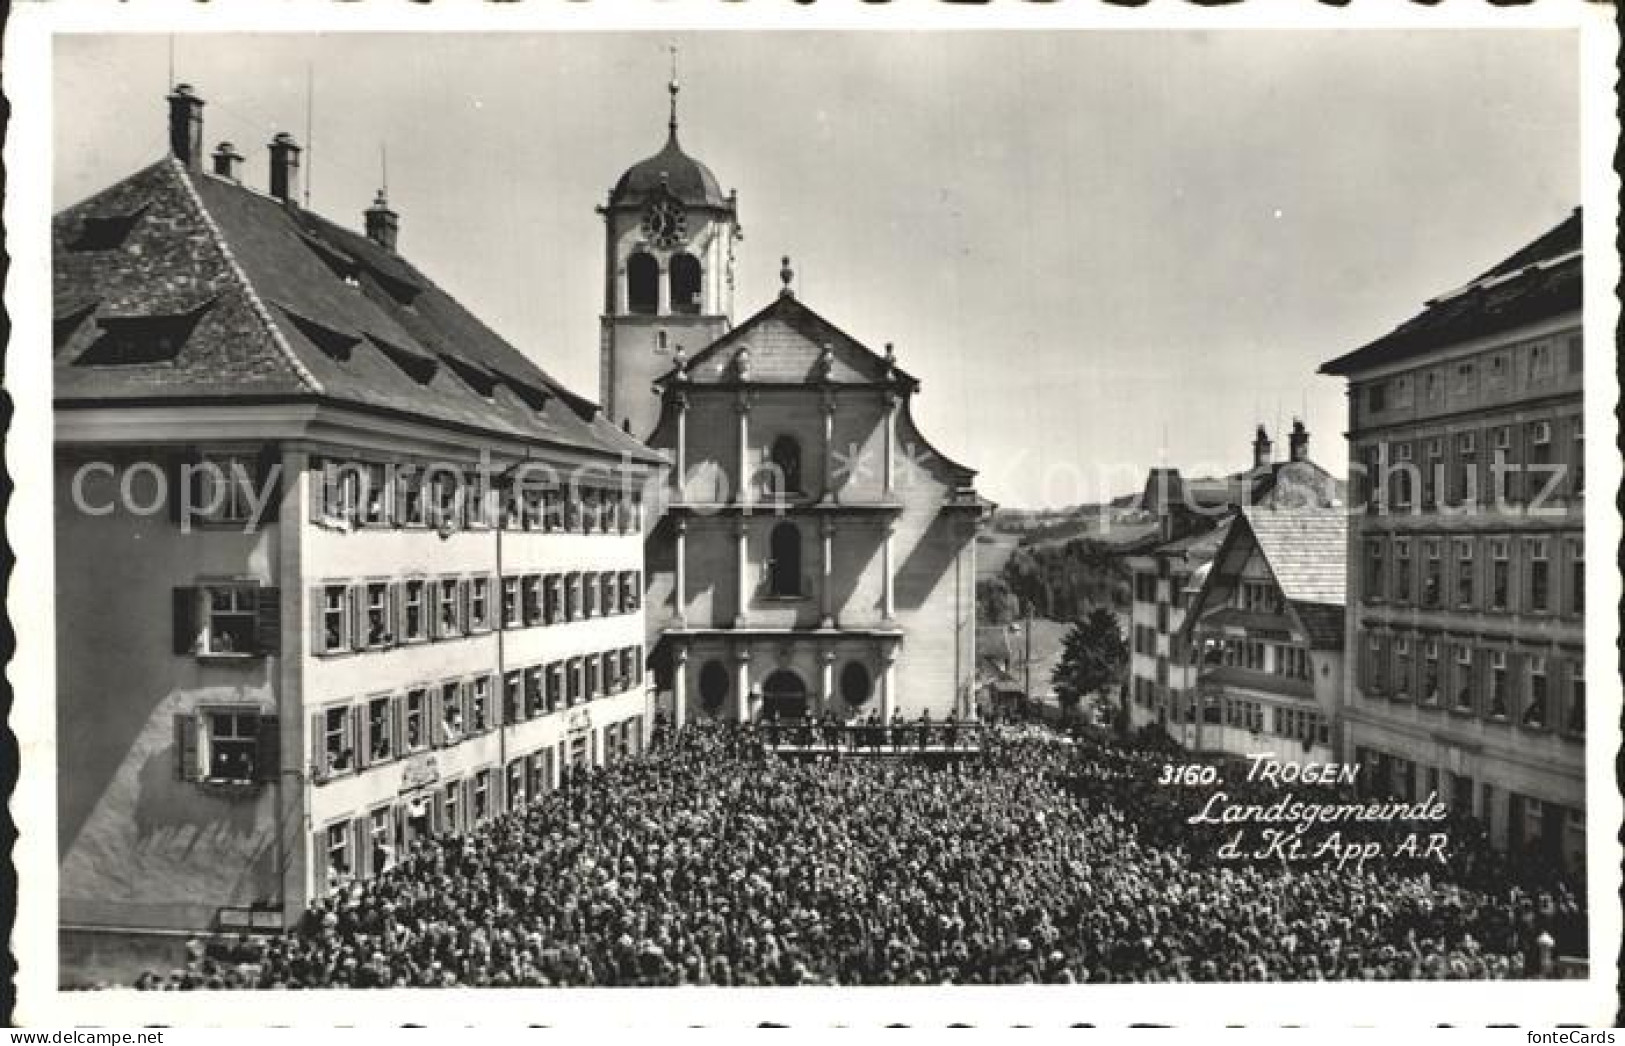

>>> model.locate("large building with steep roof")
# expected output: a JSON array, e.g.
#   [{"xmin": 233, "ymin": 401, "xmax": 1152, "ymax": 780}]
[
  {"xmin": 1319, "ymin": 209, "xmax": 1585, "ymax": 872},
  {"xmin": 54, "ymin": 85, "xmax": 662, "ymax": 966},
  {"xmin": 596, "ymin": 86, "xmax": 988, "ymax": 725}
]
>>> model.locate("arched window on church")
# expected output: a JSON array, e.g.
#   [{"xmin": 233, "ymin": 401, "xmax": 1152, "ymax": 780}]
[
  {"xmin": 627, "ymin": 252, "xmax": 659, "ymax": 316},
  {"xmin": 670, "ymin": 252, "xmax": 702, "ymax": 315},
  {"xmin": 768, "ymin": 435, "xmax": 803, "ymax": 498},
  {"xmin": 768, "ymin": 522, "xmax": 803, "ymax": 597}
]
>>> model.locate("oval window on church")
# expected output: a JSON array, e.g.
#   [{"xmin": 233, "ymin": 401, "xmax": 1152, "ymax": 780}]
[
  {"xmin": 698, "ymin": 660, "xmax": 729, "ymax": 713},
  {"xmin": 840, "ymin": 661, "xmax": 872, "ymax": 705}
]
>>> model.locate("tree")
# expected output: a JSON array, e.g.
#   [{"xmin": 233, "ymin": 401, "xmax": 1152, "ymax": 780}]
[{"xmin": 1050, "ymin": 607, "xmax": 1128, "ymax": 720}]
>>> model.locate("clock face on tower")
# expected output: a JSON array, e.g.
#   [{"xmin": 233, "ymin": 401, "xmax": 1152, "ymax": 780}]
[{"xmin": 641, "ymin": 199, "xmax": 688, "ymax": 248}]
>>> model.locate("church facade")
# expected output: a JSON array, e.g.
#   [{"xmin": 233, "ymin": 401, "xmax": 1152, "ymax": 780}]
[{"xmin": 600, "ymin": 84, "xmax": 988, "ymax": 725}]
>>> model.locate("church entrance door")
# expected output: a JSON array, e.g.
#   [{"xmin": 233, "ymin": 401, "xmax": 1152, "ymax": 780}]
[{"xmin": 762, "ymin": 670, "xmax": 809, "ymax": 721}]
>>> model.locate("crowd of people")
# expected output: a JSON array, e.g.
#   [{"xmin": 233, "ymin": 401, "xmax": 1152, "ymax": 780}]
[{"xmin": 134, "ymin": 720, "xmax": 1586, "ymax": 989}]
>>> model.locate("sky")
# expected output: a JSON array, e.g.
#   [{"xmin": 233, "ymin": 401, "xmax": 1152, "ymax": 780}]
[{"xmin": 52, "ymin": 31, "xmax": 1580, "ymax": 509}]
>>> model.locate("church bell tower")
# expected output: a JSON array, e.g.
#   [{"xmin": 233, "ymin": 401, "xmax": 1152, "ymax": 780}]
[{"xmin": 599, "ymin": 59, "xmax": 740, "ymax": 440}]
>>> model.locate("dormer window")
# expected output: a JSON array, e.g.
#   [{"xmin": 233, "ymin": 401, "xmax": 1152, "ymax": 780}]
[
  {"xmin": 69, "ymin": 202, "xmax": 150, "ymax": 252},
  {"xmin": 367, "ymin": 332, "xmax": 437, "ymax": 385},
  {"xmin": 75, "ymin": 300, "xmax": 214, "ymax": 366},
  {"xmin": 441, "ymin": 354, "xmax": 498, "ymax": 399},
  {"xmin": 278, "ymin": 306, "xmax": 359, "ymax": 362}
]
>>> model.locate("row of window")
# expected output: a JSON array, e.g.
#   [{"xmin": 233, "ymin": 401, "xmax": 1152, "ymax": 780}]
[
  {"xmin": 1353, "ymin": 747, "xmax": 1584, "ymax": 872},
  {"xmin": 314, "ymin": 646, "xmax": 644, "ymax": 779},
  {"xmin": 1362, "ymin": 333, "xmax": 1581, "ymax": 418},
  {"xmin": 1360, "ymin": 635, "xmax": 1584, "ymax": 735},
  {"xmin": 315, "ymin": 571, "xmax": 642, "ymax": 655},
  {"xmin": 693, "ymin": 659, "xmax": 873, "ymax": 709},
  {"xmin": 1201, "ymin": 639, "xmax": 1312, "ymax": 682},
  {"xmin": 1219, "ymin": 697, "xmax": 1330, "ymax": 747},
  {"xmin": 502, "ymin": 648, "xmax": 645, "ymax": 726},
  {"xmin": 319, "ymin": 718, "xmax": 644, "ymax": 888},
  {"xmin": 1132, "ymin": 570, "xmax": 1193, "ymax": 611},
  {"xmin": 1130, "ymin": 673, "xmax": 1191, "ymax": 709},
  {"xmin": 626, "ymin": 249, "xmax": 703, "ymax": 315},
  {"xmin": 312, "ymin": 458, "xmax": 644, "ymax": 535},
  {"xmin": 1354, "ymin": 413, "xmax": 1584, "ymax": 512},
  {"xmin": 1361, "ymin": 532, "xmax": 1582, "ymax": 616},
  {"xmin": 1237, "ymin": 580, "xmax": 1282, "ymax": 615}
]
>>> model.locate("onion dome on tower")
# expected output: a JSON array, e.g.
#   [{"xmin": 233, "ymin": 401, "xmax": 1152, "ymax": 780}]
[{"xmin": 609, "ymin": 66, "xmax": 731, "ymax": 210}]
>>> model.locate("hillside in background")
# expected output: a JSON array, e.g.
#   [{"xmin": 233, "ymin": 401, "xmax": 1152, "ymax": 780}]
[{"xmin": 977, "ymin": 535, "xmax": 1135, "ymax": 626}]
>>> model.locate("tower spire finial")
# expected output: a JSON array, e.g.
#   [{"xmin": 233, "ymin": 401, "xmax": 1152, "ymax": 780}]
[{"xmin": 668, "ymin": 44, "xmax": 680, "ymax": 138}]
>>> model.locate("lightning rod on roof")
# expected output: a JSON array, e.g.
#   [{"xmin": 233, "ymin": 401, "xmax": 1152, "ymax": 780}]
[{"xmin": 304, "ymin": 63, "xmax": 314, "ymax": 208}]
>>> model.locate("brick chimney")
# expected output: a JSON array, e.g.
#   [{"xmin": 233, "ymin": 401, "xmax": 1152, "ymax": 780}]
[
  {"xmin": 211, "ymin": 141, "xmax": 244, "ymax": 181},
  {"xmin": 1252, "ymin": 425, "xmax": 1273, "ymax": 469},
  {"xmin": 167, "ymin": 84, "xmax": 205, "ymax": 171},
  {"xmin": 364, "ymin": 189, "xmax": 399, "ymax": 252},
  {"xmin": 1289, "ymin": 419, "xmax": 1310, "ymax": 463},
  {"xmin": 268, "ymin": 132, "xmax": 302, "ymax": 204}
]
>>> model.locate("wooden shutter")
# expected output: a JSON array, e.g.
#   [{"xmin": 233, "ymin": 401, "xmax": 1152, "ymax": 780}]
[
  {"xmin": 309, "ymin": 586, "xmax": 327, "ymax": 656},
  {"xmin": 173, "ymin": 587, "xmax": 199, "ymax": 655},
  {"xmin": 1566, "ymin": 415, "xmax": 1584, "ymax": 498},
  {"xmin": 309, "ymin": 458, "xmax": 328, "ymax": 525},
  {"xmin": 310, "ymin": 711, "xmax": 326, "ymax": 781},
  {"xmin": 355, "ymin": 703, "xmax": 371, "ymax": 770},
  {"xmin": 254, "ymin": 443, "xmax": 283, "ymax": 529},
  {"xmin": 352, "ymin": 816, "xmax": 370, "ymax": 880},
  {"xmin": 429, "ymin": 685, "xmax": 445, "ymax": 748},
  {"xmin": 348, "ymin": 585, "xmax": 365, "ymax": 651},
  {"xmin": 384, "ymin": 583, "xmax": 399, "ymax": 647},
  {"xmin": 341, "ymin": 705, "xmax": 356, "ymax": 767},
  {"xmin": 390, "ymin": 580, "xmax": 404, "ymax": 643},
  {"xmin": 458, "ymin": 577, "xmax": 471, "ymax": 635},
  {"xmin": 175, "ymin": 713, "xmax": 202, "ymax": 781},
  {"xmin": 1507, "ymin": 423, "xmax": 1526, "ymax": 504},
  {"xmin": 391, "ymin": 693, "xmax": 406, "ymax": 760},
  {"xmin": 311, "ymin": 828, "xmax": 329, "ymax": 894},
  {"xmin": 254, "ymin": 586, "xmax": 282, "ymax": 656},
  {"xmin": 432, "ymin": 790, "xmax": 445, "ymax": 836},
  {"xmin": 255, "ymin": 714, "xmax": 280, "ymax": 782}
]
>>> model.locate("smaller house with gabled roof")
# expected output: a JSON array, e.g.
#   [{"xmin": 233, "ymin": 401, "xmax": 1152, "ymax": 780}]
[{"xmin": 1174, "ymin": 506, "xmax": 1348, "ymax": 763}]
